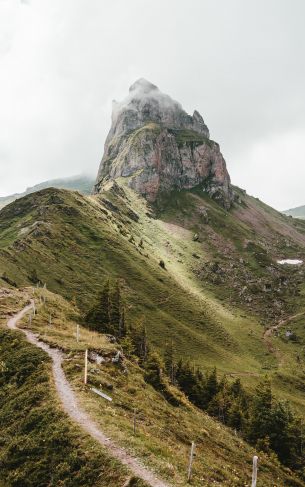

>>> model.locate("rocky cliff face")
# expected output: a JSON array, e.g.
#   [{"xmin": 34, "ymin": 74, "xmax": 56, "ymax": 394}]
[{"xmin": 94, "ymin": 79, "xmax": 233, "ymax": 209}]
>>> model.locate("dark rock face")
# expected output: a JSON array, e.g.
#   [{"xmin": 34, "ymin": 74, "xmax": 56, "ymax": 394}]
[{"xmin": 94, "ymin": 79, "xmax": 233, "ymax": 209}]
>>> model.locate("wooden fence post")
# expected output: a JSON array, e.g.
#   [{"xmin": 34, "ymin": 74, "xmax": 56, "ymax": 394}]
[
  {"xmin": 84, "ymin": 349, "xmax": 88, "ymax": 385},
  {"xmin": 133, "ymin": 409, "xmax": 136, "ymax": 435},
  {"xmin": 252, "ymin": 455, "xmax": 258, "ymax": 487},
  {"xmin": 187, "ymin": 441, "xmax": 195, "ymax": 483}
]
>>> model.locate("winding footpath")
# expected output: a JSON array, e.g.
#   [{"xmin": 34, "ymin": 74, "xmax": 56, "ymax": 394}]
[
  {"xmin": 7, "ymin": 303, "xmax": 170, "ymax": 487},
  {"xmin": 263, "ymin": 310, "xmax": 305, "ymax": 365}
]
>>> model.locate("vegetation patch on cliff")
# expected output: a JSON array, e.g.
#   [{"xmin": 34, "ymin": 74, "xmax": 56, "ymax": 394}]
[{"xmin": 169, "ymin": 128, "xmax": 212, "ymax": 148}]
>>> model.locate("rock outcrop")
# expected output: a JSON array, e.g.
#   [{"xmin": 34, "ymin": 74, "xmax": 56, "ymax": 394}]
[{"xmin": 94, "ymin": 79, "xmax": 233, "ymax": 209}]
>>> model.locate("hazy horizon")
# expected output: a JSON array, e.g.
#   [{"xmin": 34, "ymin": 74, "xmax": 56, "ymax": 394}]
[{"xmin": 1, "ymin": 0, "xmax": 305, "ymax": 211}]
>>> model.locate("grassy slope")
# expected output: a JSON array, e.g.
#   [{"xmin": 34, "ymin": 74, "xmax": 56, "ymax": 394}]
[
  {"xmin": 12, "ymin": 286, "xmax": 303, "ymax": 487},
  {"xmin": 0, "ymin": 290, "xmax": 145, "ymax": 487},
  {"xmin": 0, "ymin": 186, "xmax": 305, "ymax": 414},
  {"xmin": 0, "ymin": 188, "xmax": 245, "ymax": 370}
]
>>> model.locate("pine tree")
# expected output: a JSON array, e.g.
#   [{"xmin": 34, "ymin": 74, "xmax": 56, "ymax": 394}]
[
  {"xmin": 142, "ymin": 325, "xmax": 148, "ymax": 361},
  {"xmin": 144, "ymin": 351, "xmax": 165, "ymax": 391},
  {"xmin": 227, "ymin": 400, "xmax": 244, "ymax": 430},
  {"xmin": 175, "ymin": 360, "xmax": 206, "ymax": 408},
  {"xmin": 100, "ymin": 279, "xmax": 111, "ymax": 330},
  {"xmin": 176, "ymin": 360, "xmax": 194, "ymax": 397},
  {"xmin": 205, "ymin": 367, "xmax": 218, "ymax": 405},
  {"xmin": 86, "ymin": 280, "xmax": 111, "ymax": 333},
  {"xmin": 144, "ymin": 351, "xmax": 181, "ymax": 406},
  {"xmin": 247, "ymin": 377, "xmax": 272, "ymax": 445},
  {"xmin": 85, "ymin": 278, "xmax": 127, "ymax": 337},
  {"xmin": 230, "ymin": 378, "xmax": 243, "ymax": 397},
  {"xmin": 287, "ymin": 415, "xmax": 305, "ymax": 470},
  {"xmin": 208, "ymin": 375, "xmax": 232, "ymax": 422},
  {"xmin": 129, "ymin": 319, "xmax": 148, "ymax": 363},
  {"xmin": 120, "ymin": 329, "xmax": 135, "ymax": 357},
  {"xmin": 29, "ymin": 269, "xmax": 40, "ymax": 285},
  {"xmin": 109, "ymin": 279, "xmax": 121, "ymax": 334},
  {"xmin": 118, "ymin": 305, "xmax": 126, "ymax": 338},
  {"xmin": 164, "ymin": 340, "xmax": 176, "ymax": 383},
  {"xmin": 230, "ymin": 378, "xmax": 249, "ymax": 411},
  {"xmin": 269, "ymin": 400, "xmax": 294, "ymax": 464}
]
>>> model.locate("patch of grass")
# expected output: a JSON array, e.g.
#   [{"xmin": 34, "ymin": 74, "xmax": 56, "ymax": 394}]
[
  {"xmin": 19, "ymin": 288, "xmax": 117, "ymax": 354},
  {"xmin": 168, "ymin": 129, "xmax": 212, "ymax": 148}
]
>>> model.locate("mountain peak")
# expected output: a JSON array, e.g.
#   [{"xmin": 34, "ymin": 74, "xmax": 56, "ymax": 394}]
[
  {"xmin": 110, "ymin": 79, "xmax": 208, "ymax": 139},
  {"xmin": 95, "ymin": 80, "xmax": 233, "ymax": 208},
  {"xmin": 128, "ymin": 78, "xmax": 159, "ymax": 94}
]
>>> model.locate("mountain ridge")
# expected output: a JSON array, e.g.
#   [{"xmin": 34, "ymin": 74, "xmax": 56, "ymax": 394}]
[
  {"xmin": 284, "ymin": 204, "xmax": 305, "ymax": 219},
  {"xmin": 0, "ymin": 174, "xmax": 95, "ymax": 209}
]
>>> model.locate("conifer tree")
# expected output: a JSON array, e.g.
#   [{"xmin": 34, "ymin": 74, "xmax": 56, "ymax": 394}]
[
  {"xmin": 175, "ymin": 360, "xmax": 195, "ymax": 397},
  {"xmin": 227, "ymin": 400, "xmax": 244, "ymax": 430},
  {"xmin": 29, "ymin": 269, "xmax": 40, "ymax": 285},
  {"xmin": 86, "ymin": 279, "xmax": 111, "ymax": 333},
  {"xmin": 175, "ymin": 360, "xmax": 206, "ymax": 407},
  {"xmin": 118, "ymin": 305, "xmax": 126, "ymax": 338},
  {"xmin": 230, "ymin": 378, "xmax": 243, "ymax": 397},
  {"xmin": 109, "ymin": 279, "xmax": 121, "ymax": 334},
  {"xmin": 129, "ymin": 319, "xmax": 148, "ymax": 363},
  {"xmin": 207, "ymin": 375, "xmax": 230, "ymax": 421},
  {"xmin": 144, "ymin": 351, "xmax": 165, "ymax": 391},
  {"xmin": 120, "ymin": 328, "xmax": 135, "ymax": 357},
  {"xmin": 247, "ymin": 377, "xmax": 272, "ymax": 445},
  {"xmin": 269, "ymin": 400, "xmax": 294, "ymax": 464},
  {"xmin": 205, "ymin": 367, "xmax": 218, "ymax": 405},
  {"xmin": 85, "ymin": 278, "xmax": 128, "ymax": 337},
  {"xmin": 164, "ymin": 340, "xmax": 176, "ymax": 383}
]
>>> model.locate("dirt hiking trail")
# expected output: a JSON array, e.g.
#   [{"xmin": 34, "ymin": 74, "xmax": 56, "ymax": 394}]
[
  {"xmin": 7, "ymin": 303, "xmax": 170, "ymax": 487},
  {"xmin": 263, "ymin": 310, "xmax": 305, "ymax": 365}
]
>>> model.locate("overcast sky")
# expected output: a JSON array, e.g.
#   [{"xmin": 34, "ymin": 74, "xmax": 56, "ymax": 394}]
[{"xmin": 1, "ymin": 0, "xmax": 305, "ymax": 210}]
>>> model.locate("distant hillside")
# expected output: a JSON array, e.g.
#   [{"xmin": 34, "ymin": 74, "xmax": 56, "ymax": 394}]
[
  {"xmin": 283, "ymin": 205, "xmax": 305, "ymax": 219},
  {"xmin": 0, "ymin": 174, "xmax": 95, "ymax": 209}
]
